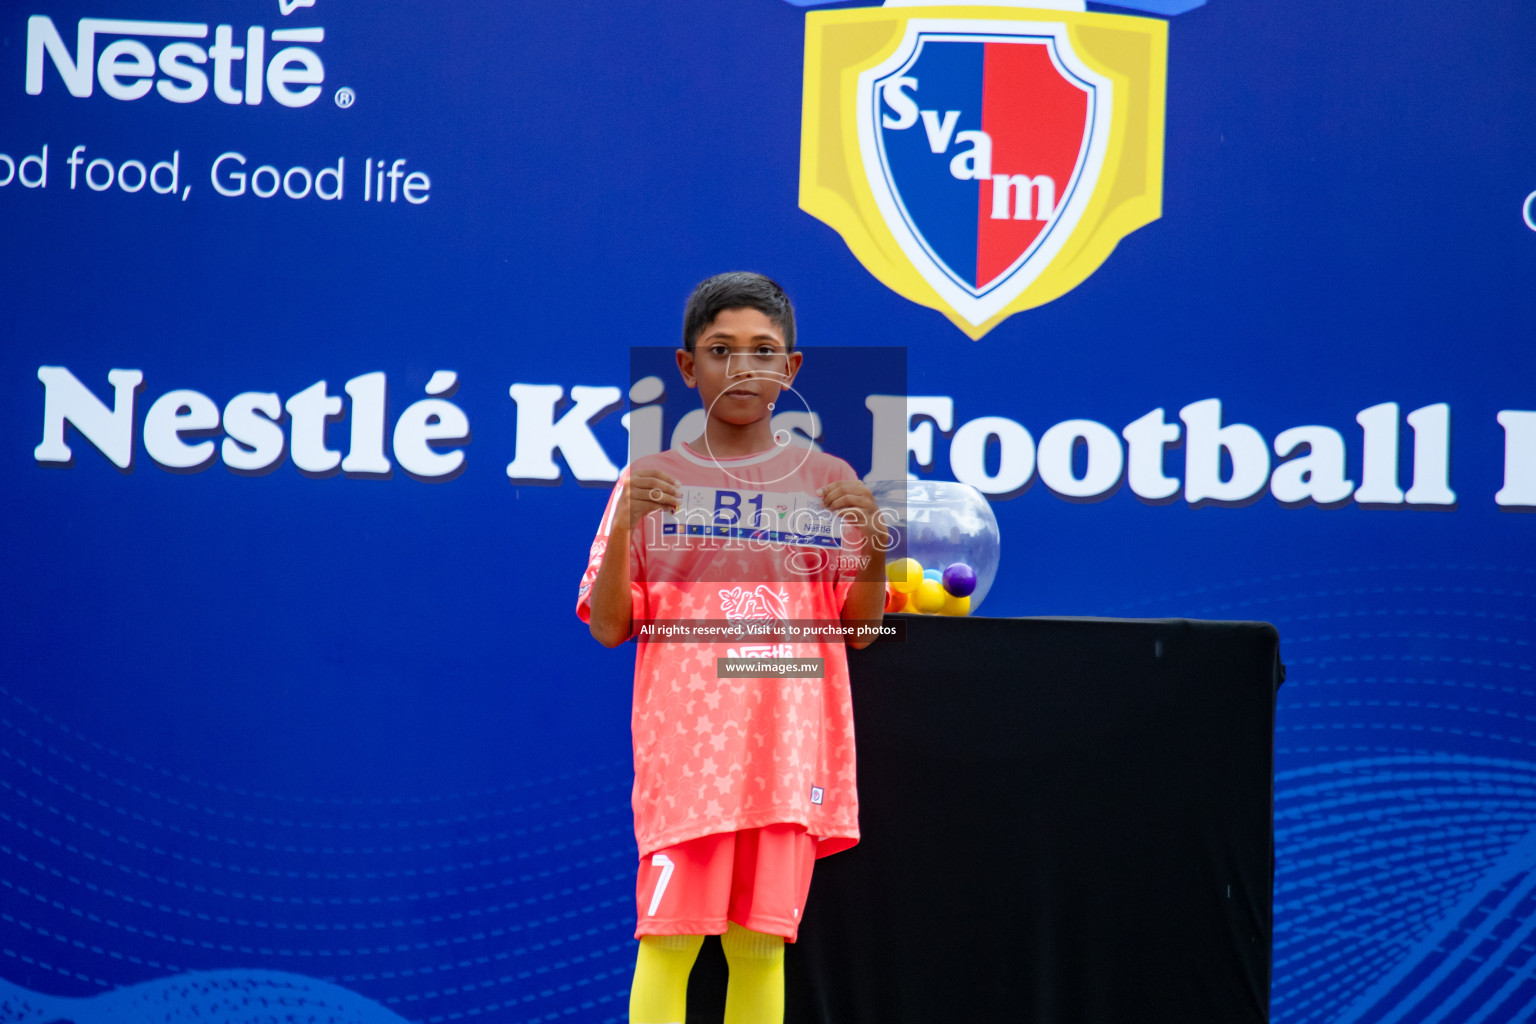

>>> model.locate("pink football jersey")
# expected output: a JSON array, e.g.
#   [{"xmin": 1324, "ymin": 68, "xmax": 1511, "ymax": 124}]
[{"xmin": 577, "ymin": 441, "xmax": 865, "ymax": 859}]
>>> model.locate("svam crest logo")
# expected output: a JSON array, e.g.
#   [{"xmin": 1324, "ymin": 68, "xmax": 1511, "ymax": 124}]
[{"xmin": 799, "ymin": 3, "xmax": 1167, "ymax": 338}]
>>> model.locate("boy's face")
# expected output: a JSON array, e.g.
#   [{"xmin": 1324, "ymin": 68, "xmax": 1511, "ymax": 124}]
[{"xmin": 677, "ymin": 307, "xmax": 802, "ymax": 429}]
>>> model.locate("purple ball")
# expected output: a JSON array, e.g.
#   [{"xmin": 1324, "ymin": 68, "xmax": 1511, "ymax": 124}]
[{"xmin": 941, "ymin": 562, "xmax": 977, "ymax": 598}]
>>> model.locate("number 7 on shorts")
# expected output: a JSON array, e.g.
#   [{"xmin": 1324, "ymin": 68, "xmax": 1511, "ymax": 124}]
[{"xmin": 646, "ymin": 853, "xmax": 675, "ymax": 917}]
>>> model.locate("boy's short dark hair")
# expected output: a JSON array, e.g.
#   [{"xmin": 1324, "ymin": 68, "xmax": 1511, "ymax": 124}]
[{"xmin": 682, "ymin": 272, "xmax": 796, "ymax": 352}]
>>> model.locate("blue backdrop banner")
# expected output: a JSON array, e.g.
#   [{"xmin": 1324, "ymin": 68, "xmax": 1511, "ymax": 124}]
[{"xmin": 3, "ymin": 1, "xmax": 1535, "ymax": 1021}]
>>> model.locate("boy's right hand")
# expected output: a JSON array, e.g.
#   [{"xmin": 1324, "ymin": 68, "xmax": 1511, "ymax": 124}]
[{"xmin": 613, "ymin": 470, "xmax": 681, "ymax": 533}]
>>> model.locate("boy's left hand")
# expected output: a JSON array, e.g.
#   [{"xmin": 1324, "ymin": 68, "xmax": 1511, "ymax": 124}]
[{"xmin": 817, "ymin": 479, "xmax": 889, "ymax": 550}]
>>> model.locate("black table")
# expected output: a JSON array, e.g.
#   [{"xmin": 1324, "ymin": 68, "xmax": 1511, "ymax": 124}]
[{"xmin": 688, "ymin": 615, "xmax": 1282, "ymax": 1023}]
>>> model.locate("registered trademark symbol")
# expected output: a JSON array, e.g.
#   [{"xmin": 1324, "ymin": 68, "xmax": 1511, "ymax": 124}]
[
  {"xmin": 334, "ymin": 87, "xmax": 356, "ymax": 109},
  {"xmin": 1524, "ymin": 190, "xmax": 1536, "ymax": 232}
]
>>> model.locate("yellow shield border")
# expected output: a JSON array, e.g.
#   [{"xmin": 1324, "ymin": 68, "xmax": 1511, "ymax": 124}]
[{"xmin": 799, "ymin": 5, "xmax": 1168, "ymax": 339}]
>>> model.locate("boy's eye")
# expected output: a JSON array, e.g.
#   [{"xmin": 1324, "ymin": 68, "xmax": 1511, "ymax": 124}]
[{"xmin": 708, "ymin": 345, "xmax": 730, "ymax": 357}]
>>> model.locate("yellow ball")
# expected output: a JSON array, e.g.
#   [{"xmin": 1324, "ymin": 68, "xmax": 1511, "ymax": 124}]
[
  {"xmin": 887, "ymin": 557, "xmax": 924, "ymax": 594},
  {"xmin": 941, "ymin": 593, "xmax": 971, "ymax": 616},
  {"xmin": 913, "ymin": 578, "xmax": 946, "ymax": 614}
]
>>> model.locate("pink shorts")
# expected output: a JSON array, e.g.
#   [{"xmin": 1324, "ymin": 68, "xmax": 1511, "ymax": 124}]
[{"xmin": 635, "ymin": 824, "xmax": 818, "ymax": 942}]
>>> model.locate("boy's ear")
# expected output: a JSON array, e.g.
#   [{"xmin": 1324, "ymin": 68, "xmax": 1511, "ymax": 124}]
[
  {"xmin": 675, "ymin": 347, "xmax": 697, "ymax": 388},
  {"xmin": 783, "ymin": 350, "xmax": 804, "ymax": 386}
]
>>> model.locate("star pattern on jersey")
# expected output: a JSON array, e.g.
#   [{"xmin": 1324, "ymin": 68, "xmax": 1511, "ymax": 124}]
[{"xmin": 580, "ymin": 450, "xmax": 863, "ymax": 855}]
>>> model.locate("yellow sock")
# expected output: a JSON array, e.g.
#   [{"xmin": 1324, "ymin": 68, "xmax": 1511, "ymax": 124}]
[
  {"xmin": 721, "ymin": 922, "xmax": 785, "ymax": 1024},
  {"xmin": 629, "ymin": 933, "xmax": 703, "ymax": 1024}
]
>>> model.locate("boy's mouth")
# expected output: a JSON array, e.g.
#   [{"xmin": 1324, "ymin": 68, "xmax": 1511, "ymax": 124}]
[{"xmin": 723, "ymin": 387, "xmax": 759, "ymax": 399}]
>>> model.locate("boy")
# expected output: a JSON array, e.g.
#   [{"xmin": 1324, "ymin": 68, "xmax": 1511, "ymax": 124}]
[{"xmin": 576, "ymin": 273, "xmax": 888, "ymax": 1024}]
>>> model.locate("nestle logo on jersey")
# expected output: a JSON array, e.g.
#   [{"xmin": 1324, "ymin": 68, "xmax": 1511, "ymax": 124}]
[{"xmin": 25, "ymin": 15, "xmax": 326, "ymax": 107}]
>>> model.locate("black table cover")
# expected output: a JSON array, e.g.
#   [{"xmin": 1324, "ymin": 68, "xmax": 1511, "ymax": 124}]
[{"xmin": 685, "ymin": 615, "xmax": 1282, "ymax": 1023}]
